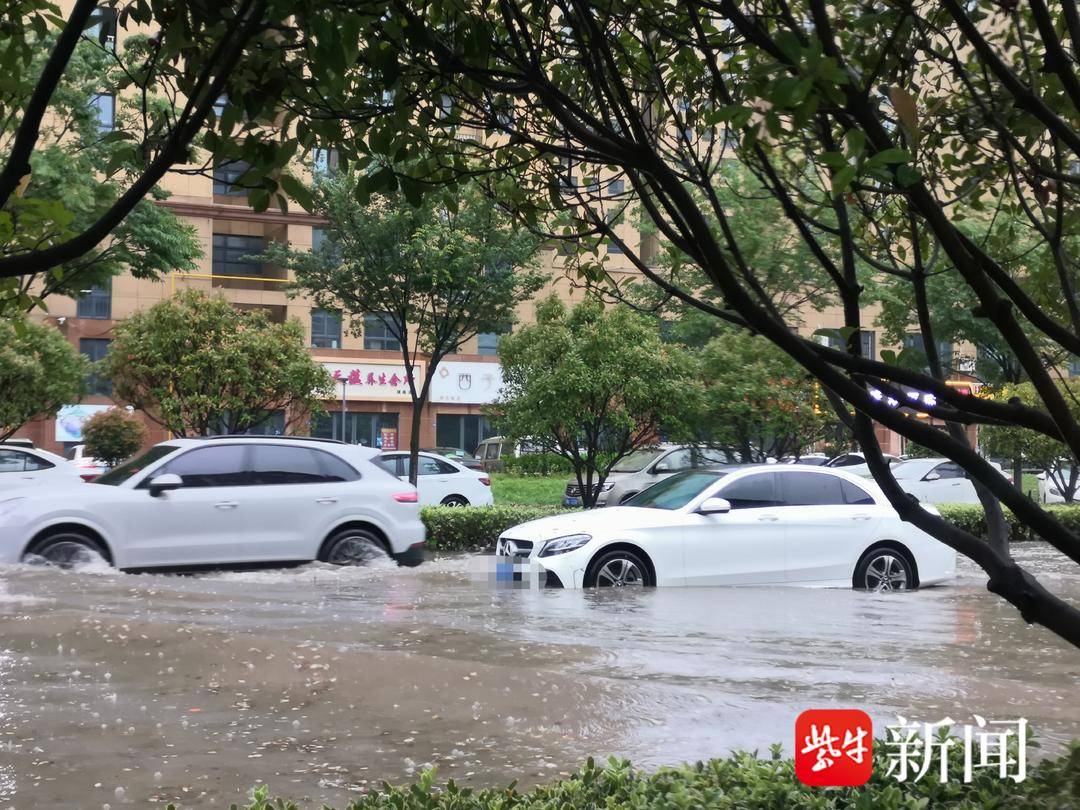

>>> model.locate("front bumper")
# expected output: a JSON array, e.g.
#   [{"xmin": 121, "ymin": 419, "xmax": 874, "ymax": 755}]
[{"xmin": 495, "ymin": 537, "xmax": 591, "ymax": 588}]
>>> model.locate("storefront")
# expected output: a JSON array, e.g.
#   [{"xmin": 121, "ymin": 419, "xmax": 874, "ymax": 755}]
[{"xmin": 428, "ymin": 361, "xmax": 503, "ymax": 454}]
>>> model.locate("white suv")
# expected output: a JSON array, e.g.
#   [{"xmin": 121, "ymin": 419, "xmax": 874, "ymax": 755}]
[{"xmin": 0, "ymin": 437, "xmax": 426, "ymax": 570}]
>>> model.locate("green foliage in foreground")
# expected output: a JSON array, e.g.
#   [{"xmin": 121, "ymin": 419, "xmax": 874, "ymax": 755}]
[
  {"xmin": 938, "ymin": 504, "xmax": 1080, "ymax": 543},
  {"xmin": 421, "ymin": 505, "xmax": 567, "ymax": 552},
  {"xmin": 222, "ymin": 743, "xmax": 1080, "ymax": 810}
]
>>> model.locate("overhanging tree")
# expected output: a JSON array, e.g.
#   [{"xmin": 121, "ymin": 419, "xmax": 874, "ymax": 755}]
[
  {"xmin": 310, "ymin": 0, "xmax": 1080, "ymax": 646},
  {"xmin": 494, "ymin": 296, "xmax": 703, "ymax": 508},
  {"xmin": 102, "ymin": 289, "xmax": 334, "ymax": 437},
  {"xmin": 260, "ymin": 176, "xmax": 545, "ymax": 485}
]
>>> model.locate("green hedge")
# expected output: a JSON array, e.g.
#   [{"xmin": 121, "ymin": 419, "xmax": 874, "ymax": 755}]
[
  {"xmin": 421, "ymin": 505, "xmax": 568, "ymax": 552},
  {"xmin": 938, "ymin": 503, "xmax": 1080, "ymax": 542},
  {"xmin": 232, "ymin": 742, "xmax": 1080, "ymax": 809}
]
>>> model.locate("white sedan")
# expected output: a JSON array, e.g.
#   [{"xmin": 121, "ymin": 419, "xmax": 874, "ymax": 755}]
[
  {"xmin": 0, "ymin": 445, "xmax": 85, "ymax": 491},
  {"xmin": 375, "ymin": 451, "xmax": 493, "ymax": 506},
  {"xmin": 0, "ymin": 437, "xmax": 426, "ymax": 570},
  {"xmin": 496, "ymin": 465, "xmax": 955, "ymax": 590},
  {"xmin": 871, "ymin": 458, "xmax": 1011, "ymax": 504}
]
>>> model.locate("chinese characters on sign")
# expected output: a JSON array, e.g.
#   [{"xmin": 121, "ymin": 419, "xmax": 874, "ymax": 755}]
[
  {"xmin": 795, "ymin": 711, "xmax": 1028, "ymax": 787},
  {"xmin": 320, "ymin": 361, "xmax": 420, "ymax": 401},
  {"xmin": 429, "ymin": 361, "xmax": 504, "ymax": 404}
]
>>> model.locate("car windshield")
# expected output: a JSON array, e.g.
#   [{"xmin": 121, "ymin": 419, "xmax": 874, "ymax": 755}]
[
  {"xmin": 94, "ymin": 445, "xmax": 179, "ymax": 486},
  {"xmin": 623, "ymin": 470, "xmax": 728, "ymax": 510},
  {"xmin": 611, "ymin": 448, "xmax": 667, "ymax": 473},
  {"xmin": 889, "ymin": 460, "xmax": 931, "ymax": 481}
]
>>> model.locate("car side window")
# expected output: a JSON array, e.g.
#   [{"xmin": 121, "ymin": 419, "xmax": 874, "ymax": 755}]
[
  {"xmin": 374, "ymin": 455, "xmax": 401, "ymax": 476},
  {"xmin": 930, "ymin": 462, "xmax": 965, "ymax": 480},
  {"xmin": 698, "ymin": 447, "xmax": 736, "ymax": 466},
  {"xmin": 155, "ymin": 445, "xmax": 250, "ymax": 488},
  {"xmin": 484, "ymin": 443, "xmax": 500, "ymax": 460},
  {"xmin": 778, "ymin": 472, "xmax": 845, "ymax": 506},
  {"xmin": 660, "ymin": 449, "xmax": 694, "ymax": 471},
  {"xmin": 0, "ymin": 449, "xmax": 34, "ymax": 472},
  {"xmin": 433, "ymin": 458, "xmax": 458, "ymax": 474},
  {"xmin": 418, "ymin": 457, "xmax": 451, "ymax": 475},
  {"xmin": 24, "ymin": 453, "xmax": 54, "ymax": 471},
  {"xmin": 718, "ymin": 473, "xmax": 779, "ymax": 509},
  {"xmin": 841, "ymin": 479, "xmax": 875, "ymax": 505},
  {"xmin": 249, "ymin": 445, "xmax": 327, "ymax": 485},
  {"xmin": 315, "ymin": 452, "xmax": 359, "ymax": 482}
]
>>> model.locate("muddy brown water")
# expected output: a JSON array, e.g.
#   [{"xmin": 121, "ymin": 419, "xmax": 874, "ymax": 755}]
[{"xmin": 1, "ymin": 545, "xmax": 1078, "ymax": 808}]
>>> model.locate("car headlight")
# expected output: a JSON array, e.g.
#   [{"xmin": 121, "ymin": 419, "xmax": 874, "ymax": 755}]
[
  {"xmin": 539, "ymin": 534, "xmax": 592, "ymax": 557},
  {"xmin": 1050, "ymin": 487, "xmax": 1062, "ymax": 496},
  {"xmin": 598, "ymin": 482, "xmax": 615, "ymax": 492}
]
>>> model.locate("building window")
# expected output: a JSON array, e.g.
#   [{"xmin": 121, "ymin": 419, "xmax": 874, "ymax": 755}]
[
  {"xmin": 311, "ymin": 148, "xmax": 339, "ymax": 176},
  {"xmin": 90, "ymin": 94, "xmax": 114, "ymax": 132},
  {"xmin": 80, "ymin": 338, "xmax": 112, "ymax": 396},
  {"xmin": 312, "ymin": 411, "xmax": 399, "ymax": 446},
  {"xmin": 819, "ymin": 328, "xmax": 876, "ymax": 358},
  {"xmin": 213, "ymin": 160, "xmax": 251, "ymax": 196},
  {"xmin": 212, "ymin": 234, "xmax": 264, "ymax": 278},
  {"xmin": 1070, "ymin": 356, "xmax": 1080, "ymax": 377},
  {"xmin": 860, "ymin": 330, "xmax": 876, "ymax": 361},
  {"xmin": 435, "ymin": 414, "xmax": 495, "ymax": 455},
  {"xmin": 86, "ymin": 7, "xmax": 117, "ymax": 50},
  {"xmin": 476, "ymin": 324, "xmax": 510, "ymax": 356},
  {"xmin": 363, "ymin": 314, "xmax": 401, "ymax": 351},
  {"xmin": 904, "ymin": 332, "xmax": 953, "ymax": 371},
  {"xmin": 76, "ymin": 280, "xmax": 112, "ymax": 320},
  {"xmin": 312, "ymin": 228, "xmax": 326, "ymax": 253},
  {"xmin": 311, "ymin": 308, "xmax": 342, "ymax": 349}
]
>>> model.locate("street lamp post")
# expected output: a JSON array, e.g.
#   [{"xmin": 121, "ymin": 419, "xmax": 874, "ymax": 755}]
[{"xmin": 340, "ymin": 379, "xmax": 348, "ymax": 443}]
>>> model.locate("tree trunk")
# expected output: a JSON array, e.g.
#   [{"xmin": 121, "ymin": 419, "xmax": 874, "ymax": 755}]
[
  {"xmin": 1014, "ymin": 456, "xmax": 1024, "ymax": 496},
  {"xmin": 408, "ymin": 396, "xmax": 424, "ymax": 487}
]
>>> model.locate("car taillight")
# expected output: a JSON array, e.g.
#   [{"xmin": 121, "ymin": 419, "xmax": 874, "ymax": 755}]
[
  {"xmin": 80, "ymin": 473, "xmax": 99, "ymax": 482},
  {"xmin": 479, "ymin": 476, "xmax": 491, "ymax": 487},
  {"xmin": 393, "ymin": 491, "xmax": 418, "ymax": 503}
]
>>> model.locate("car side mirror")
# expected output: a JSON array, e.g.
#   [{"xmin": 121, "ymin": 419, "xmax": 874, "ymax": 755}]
[
  {"xmin": 698, "ymin": 497, "xmax": 732, "ymax": 515},
  {"xmin": 924, "ymin": 472, "xmax": 941, "ymax": 481},
  {"xmin": 148, "ymin": 473, "xmax": 183, "ymax": 497}
]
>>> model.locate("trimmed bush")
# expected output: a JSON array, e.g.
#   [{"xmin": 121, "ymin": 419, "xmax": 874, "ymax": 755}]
[
  {"xmin": 81, "ymin": 407, "xmax": 146, "ymax": 467},
  {"xmin": 421, "ymin": 504, "xmax": 568, "ymax": 552},
  {"xmin": 938, "ymin": 503, "xmax": 1080, "ymax": 542},
  {"xmin": 233, "ymin": 742, "xmax": 1080, "ymax": 809}
]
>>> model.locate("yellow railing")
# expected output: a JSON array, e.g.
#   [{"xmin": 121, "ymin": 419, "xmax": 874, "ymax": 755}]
[{"xmin": 169, "ymin": 272, "xmax": 290, "ymax": 295}]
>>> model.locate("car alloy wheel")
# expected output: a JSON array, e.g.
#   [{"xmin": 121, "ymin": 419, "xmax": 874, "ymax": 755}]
[
  {"xmin": 860, "ymin": 552, "xmax": 911, "ymax": 591},
  {"xmin": 24, "ymin": 534, "xmax": 106, "ymax": 569},
  {"xmin": 596, "ymin": 557, "xmax": 644, "ymax": 587},
  {"xmin": 440, "ymin": 495, "xmax": 469, "ymax": 507},
  {"xmin": 324, "ymin": 531, "xmax": 387, "ymax": 566}
]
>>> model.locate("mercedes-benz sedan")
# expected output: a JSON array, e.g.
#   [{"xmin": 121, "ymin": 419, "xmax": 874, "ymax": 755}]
[{"xmin": 497, "ymin": 465, "xmax": 955, "ymax": 591}]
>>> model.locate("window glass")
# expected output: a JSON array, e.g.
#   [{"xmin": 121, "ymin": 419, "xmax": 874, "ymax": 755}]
[
  {"xmin": 0, "ymin": 449, "xmax": 47, "ymax": 472},
  {"xmin": 841, "ymin": 479, "xmax": 875, "ymax": 505},
  {"xmin": 90, "ymin": 94, "xmax": 114, "ymax": 132},
  {"xmin": 80, "ymin": 338, "xmax": 112, "ymax": 396},
  {"xmin": 157, "ymin": 445, "xmax": 249, "ymax": 488},
  {"xmin": 311, "ymin": 308, "xmax": 341, "ymax": 349},
  {"xmin": 363, "ymin": 313, "xmax": 402, "ymax": 351},
  {"xmin": 697, "ymin": 447, "xmax": 737, "ymax": 466},
  {"xmin": 484, "ymin": 442, "xmax": 501, "ymax": 460},
  {"xmin": 624, "ymin": 470, "xmax": 727, "ymax": 510},
  {"xmin": 96, "ymin": 445, "xmax": 179, "ymax": 486},
  {"xmin": 250, "ymin": 445, "xmax": 326, "ymax": 485},
  {"xmin": 610, "ymin": 448, "xmax": 666, "ymax": 473},
  {"xmin": 476, "ymin": 332, "xmax": 500, "ymax": 355},
  {"xmin": 779, "ymin": 472, "xmax": 845, "ymax": 506},
  {"xmin": 931, "ymin": 462, "xmax": 965, "ymax": 480},
  {"xmin": 77, "ymin": 280, "xmax": 112, "ymax": 319},
  {"xmin": 373, "ymin": 455, "xmax": 401, "ymax": 476},
  {"xmin": 212, "ymin": 160, "xmax": 251, "ymax": 196},
  {"xmin": 418, "ymin": 457, "xmax": 446, "ymax": 475},
  {"xmin": 317, "ymin": 451, "xmax": 359, "ymax": 482},
  {"xmin": 658, "ymin": 449, "xmax": 693, "ymax": 471},
  {"xmin": 212, "ymin": 234, "xmax": 263, "ymax": 277},
  {"xmin": 718, "ymin": 473, "xmax": 780, "ymax": 509}
]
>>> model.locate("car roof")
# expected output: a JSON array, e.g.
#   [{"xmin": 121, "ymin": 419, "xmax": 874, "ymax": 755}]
[{"xmin": 163, "ymin": 436, "xmax": 378, "ymax": 459}]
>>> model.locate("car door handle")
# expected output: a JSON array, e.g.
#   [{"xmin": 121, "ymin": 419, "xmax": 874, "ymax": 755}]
[
  {"xmin": 852, "ymin": 514, "xmax": 873, "ymax": 521},
  {"xmin": 316, "ymin": 497, "xmax": 338, "ymax": 505},
  {"xmin": 757, "ymin": 514, "xmax": 779, "ymax": 522},
  {"xmin": 214, "ymin": 501, "xmax": 238, "ymax": 510}
]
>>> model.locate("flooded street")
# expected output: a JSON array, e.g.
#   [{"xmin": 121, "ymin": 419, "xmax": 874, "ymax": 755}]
[{"xmin": 1, "ymin": 545, "xmax": 1078, "ymax": 808}]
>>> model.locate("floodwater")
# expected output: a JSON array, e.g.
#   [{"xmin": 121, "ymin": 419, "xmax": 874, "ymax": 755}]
[{"xmin": 1, "ymin": 545, "xmax": 1078, "ymax": 808}]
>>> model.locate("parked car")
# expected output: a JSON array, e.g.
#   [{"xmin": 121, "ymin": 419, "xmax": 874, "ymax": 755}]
[
  {"xmin": 878, "ymin": 458, "xmax": 1012, "ymax": 504},
  {"xmin": 563, "ymin": 445, "xmax": 739, "ymax": 508},
  {"xmin": 1036, "ymin": 469, "xmax": 1077, "ymax": 503},
  {"xmin": 825, "ymin": 451, "xmax": 900, "ymax": 469},
  {"xmin": 0, "ymin": 437, "xmax": 426, "ymax": 570},
  {"xmin": 375, "ymin": 451, "xmax": 493, "ymax": 506},
  {"xmin": 424, "ymin": 447, "xmax": 486, "ymax": 472},
  {"xmin": 778, "ymin": 453, "xmax": 829, "ymax": 466},
  {"xmin": 65, "ymin": 443, "xmax": 109, "ymax": 481},
  {"xmin": 497, "ymin": 465, "xmax": 955, "ymax": 590},
  {"xmin": 0, "ymin": 444, "xmax": 85, "ymax": 491}
]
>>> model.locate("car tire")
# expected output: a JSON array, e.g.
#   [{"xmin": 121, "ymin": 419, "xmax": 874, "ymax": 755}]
[
  {"xmin": 440, "ymin": 495, "xmax": 470, "ymax": 507},
  {"xmin": 24, "ymin": 531, "xmax": 110, "ymax": 569},
  {"xmin": 854, "ymin": 547, "xmax": 915, "ymax": 592},
  {"xmin": 320, "ymin": 528, "xmax": 388, "ymax": 566},
  {"xmin": 585, "ymin": 548, "xmax": 653, "ymax": 588}
]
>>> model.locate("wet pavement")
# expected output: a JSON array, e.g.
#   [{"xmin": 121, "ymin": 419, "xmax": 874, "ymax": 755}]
[{"xmin": 1, "ymin": 545, "xmax": 1078, "ymax": 808}]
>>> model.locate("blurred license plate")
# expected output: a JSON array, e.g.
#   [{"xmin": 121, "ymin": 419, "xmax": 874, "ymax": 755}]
[{"xmin": 563, "ymin": 496, "xmax": 581, "ymax": 507}]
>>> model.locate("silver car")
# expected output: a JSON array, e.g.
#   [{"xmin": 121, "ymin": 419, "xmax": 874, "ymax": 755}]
[{"xmin": 563, "ymin": 444, "xmax": 739, "ymax": 507}]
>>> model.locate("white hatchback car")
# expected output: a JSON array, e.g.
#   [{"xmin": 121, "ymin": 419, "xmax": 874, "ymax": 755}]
[
  {"xmin": 496, "ymin": 465, "xmax": 955, "ymax": 591},
  {"xmin": 375, "ymin": 451, "xmax": 493, "ymax": 506},
  {"xmin": 0, "ymin": 445, "xmax": 84, "ymax": 491},
  {"xmin": 0, "ymin": 437, "xmax": 426, "ymax": 570}
]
